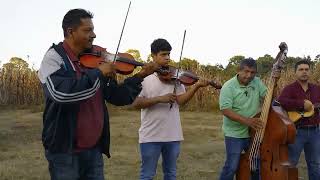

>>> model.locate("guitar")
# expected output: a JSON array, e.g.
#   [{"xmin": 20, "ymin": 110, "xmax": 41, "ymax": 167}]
[{"xmin": 287, "ymin": 103, "xmax": 320, "ymax": 122}]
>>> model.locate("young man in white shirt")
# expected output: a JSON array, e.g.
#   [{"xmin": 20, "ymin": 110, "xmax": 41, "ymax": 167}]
[{"xmin": 133, "ymin": 39, "xmax": 211, "ymax": 180}]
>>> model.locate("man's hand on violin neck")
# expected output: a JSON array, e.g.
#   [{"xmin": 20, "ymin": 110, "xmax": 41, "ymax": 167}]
[
  {"xmin": 196, "ymin": 79, "xmax": 210, "ymax": 87},
  {"xmin": 98, "ymin": 62, "xmax": 116, "ymax": 77},
  {"xmin": 135, "ymin": 62, "xmax": 160, "ymax": 78}
]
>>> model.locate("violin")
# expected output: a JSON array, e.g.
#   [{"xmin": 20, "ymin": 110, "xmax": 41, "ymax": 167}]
[
  {"xmin": 157, "ymin": 65, "xmax": 222, "ymax": 89},
  {"xmin": 79, "ymin": 45, "xmax": 144, "ymax": 75}
]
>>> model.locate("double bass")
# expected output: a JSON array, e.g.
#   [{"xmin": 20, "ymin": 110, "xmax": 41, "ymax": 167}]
[{"xmin": 236, "ymin": 42, "xmax": 298, "ymax": 180}]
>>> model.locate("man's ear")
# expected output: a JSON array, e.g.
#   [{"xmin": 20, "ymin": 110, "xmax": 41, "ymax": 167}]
[{"xmin": 67, "ymin": 28, "xmax": 73, "ymax": 36}]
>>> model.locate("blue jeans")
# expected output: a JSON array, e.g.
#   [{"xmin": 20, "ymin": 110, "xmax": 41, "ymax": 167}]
[
  {"xmin": 288, "ymin": 127, "xmax": 320, "ymax": 180},
  {"xmin": 139, "ymin": 141, "xmax": 180, "ymax": 180},
  {"xmin": 219, "ymin": 136, "xmax": 260, "ymax": 180},
  {"xmin": 45, "ymin": 147, "xmax": 104, "ymax": 180}
]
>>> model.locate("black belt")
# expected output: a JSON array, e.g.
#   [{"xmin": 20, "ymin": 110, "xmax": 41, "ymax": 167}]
[{"xmin": 297, "ymin": 124, "xmax": 320, "ymax": 129}]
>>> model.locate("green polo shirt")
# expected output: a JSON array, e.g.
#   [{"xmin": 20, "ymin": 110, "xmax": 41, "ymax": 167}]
[{"xmin": 219, "ymin": 75, "xmax": 267, "ymax": 138}]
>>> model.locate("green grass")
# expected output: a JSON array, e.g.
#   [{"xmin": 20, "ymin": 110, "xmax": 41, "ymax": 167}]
[{"xmin": 0, "ymin": 109, "xmax": 308, "ymax": 180}]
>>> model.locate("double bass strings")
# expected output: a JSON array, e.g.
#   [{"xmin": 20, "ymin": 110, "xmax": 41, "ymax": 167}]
[
  {"xmin": 248, "ymin": 49, "xmax": 287, "ymax": 172},
  {"xmin": 249, "ymin": 78, "xmax": 275, "ymax": 171}
]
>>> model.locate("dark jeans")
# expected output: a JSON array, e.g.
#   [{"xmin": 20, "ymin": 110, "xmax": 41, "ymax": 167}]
[
  {"xmin": 219, "ymin": 136, "xmax": 260, "ymax": 180},
  {"xmin": 45, "ymin": 147, "xmax": 104, "ymax": 180},
  {"xmin": 289, "ymin": 127, "xmax": 320, "ymax": 180}
]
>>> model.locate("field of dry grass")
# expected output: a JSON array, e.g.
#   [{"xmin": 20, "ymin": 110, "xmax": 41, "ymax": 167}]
[{"xmin": 0, "ymin": 108, "xmax": 308, "ymax": 180}]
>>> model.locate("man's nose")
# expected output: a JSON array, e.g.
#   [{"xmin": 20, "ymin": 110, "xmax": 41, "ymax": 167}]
[{"xmin": 91, "ymin": 32, "xmax": 96, "ymax": 39}]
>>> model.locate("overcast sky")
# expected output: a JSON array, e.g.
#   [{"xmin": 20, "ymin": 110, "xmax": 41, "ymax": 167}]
[{"xmin": 1, "ymin": 0, "xmax": 319, "ymax": 69}]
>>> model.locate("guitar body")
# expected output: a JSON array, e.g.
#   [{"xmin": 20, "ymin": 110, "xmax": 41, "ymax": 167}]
[{"xmin": 287, "ymin": 105, "xmax": 314, "ymax": 122}]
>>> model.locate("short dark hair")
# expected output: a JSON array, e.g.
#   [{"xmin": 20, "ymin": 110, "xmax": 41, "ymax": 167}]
[
  {"xmin": 239, "ymin": 58, "xmax": 257, "ymax": 70},
  {"xmin": 294, "ymin": 60, "xmax": 310, "ymax": 71},
  {"xmin": 151, "ymin": 39, "xmax": 172, "ymax": 54},
  {"xmin": 62, "ymin": 9, "xmax": 93, "ymax": 37}
]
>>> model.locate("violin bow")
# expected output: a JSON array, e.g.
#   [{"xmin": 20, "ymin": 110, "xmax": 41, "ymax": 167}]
[
  {"xmin": 170, "ymin": 30, "xmax": 186, "ymax": 109},
  {"xmin": 113, "ymin": 1, "xmax": 131, "ymax": 62},
  {"xmin": 107, "ymin": 1, "xmax": 131, "ymax": 85}
]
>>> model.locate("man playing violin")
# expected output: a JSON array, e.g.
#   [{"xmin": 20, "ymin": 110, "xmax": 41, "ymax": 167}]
[
  {"xmin": 277, "ymin": 60, "xmax": 320, "ymax": 180},
  {"xmin": 38, "ymin": 9, "xmax": 158, "ymax": 180},
  {"xmin": 132, "ymin": 38, "xmax": 212, "ymax": 180},
  {"xmin": 218, "ymin": 58, "xmax": 267, "ymax": 180}
]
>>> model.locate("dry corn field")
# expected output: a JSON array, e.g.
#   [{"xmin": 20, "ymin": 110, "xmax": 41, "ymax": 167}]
[{"xmin": 1, "ymin": 56, "xmax": 320, "ymax": 109}]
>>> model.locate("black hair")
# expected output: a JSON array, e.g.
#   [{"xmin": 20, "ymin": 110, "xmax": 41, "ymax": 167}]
[
  {"xmin": 151, "ymin": 39, "xmax": 172, "ymax": 54},
  {"xmin": 239, "ymin": 57, "xmax": 257, "ymax": 70},
  {"xmin": 294, "ymin": 60, "xmax": 310, "ymax": 71},
  {"xmin": 62, "ymin": 9, "xmax": 93, "ymax": 37}
]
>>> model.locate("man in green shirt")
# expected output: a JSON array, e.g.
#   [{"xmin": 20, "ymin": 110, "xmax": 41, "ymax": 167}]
[{"xmin": 218, "ymin": 58, "xmax": 267, "ymax": 180}]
